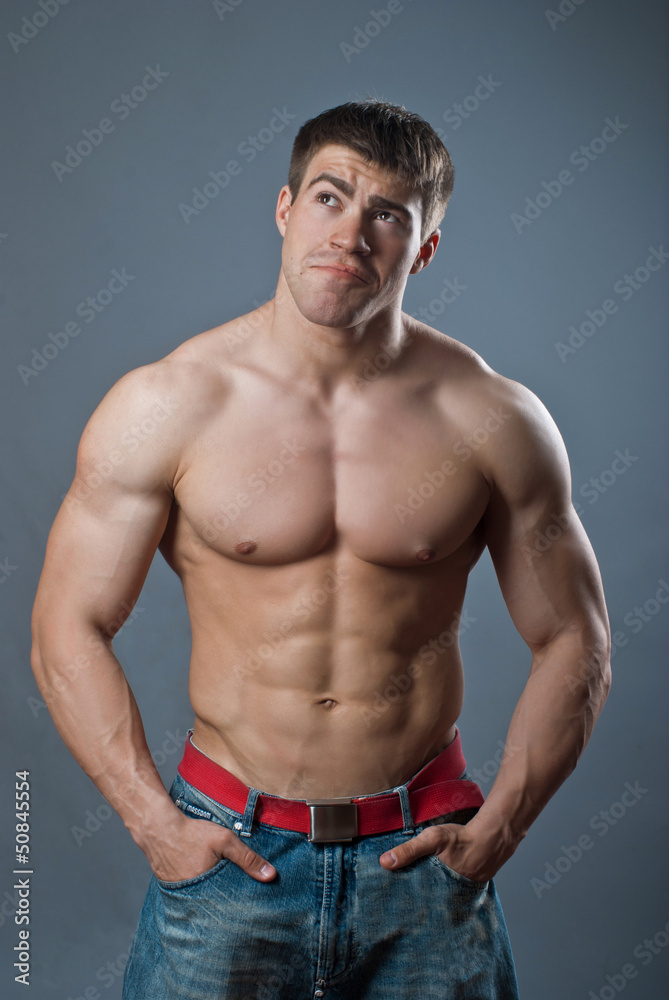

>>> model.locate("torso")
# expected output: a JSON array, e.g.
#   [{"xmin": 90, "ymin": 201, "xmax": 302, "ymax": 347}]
[{"xmin": 157, "ymin": 309, "xmax": 504, "ymax": 798}]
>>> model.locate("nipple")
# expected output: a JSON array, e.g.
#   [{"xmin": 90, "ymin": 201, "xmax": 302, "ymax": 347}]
[
  {"xmin": 235, "ymin": 539, "xmax": 257, "ymax": 555},
  {"xmin": 415, "ymin": 547, "xmax": 435, "ymax": 562}
]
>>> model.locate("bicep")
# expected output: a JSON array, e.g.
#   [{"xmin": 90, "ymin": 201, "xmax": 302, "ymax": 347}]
[
  {"xmin": 35, "ymin": 483, "xmax": 172, "ymax": 643},
  {"xmin": 33, "ymin": 368, "xmax": 179, "ymax": 646},
  {"xmin": 481, "ymin": 385, "xmax": 609, "ymax": 654}
]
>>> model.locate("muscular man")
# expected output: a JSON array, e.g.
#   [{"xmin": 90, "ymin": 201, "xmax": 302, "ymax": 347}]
[{"xmin": 31, "ymin": 101, "xmax": 611, "ymax": 998}]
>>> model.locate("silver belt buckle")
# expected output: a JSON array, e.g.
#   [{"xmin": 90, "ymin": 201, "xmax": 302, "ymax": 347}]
[{"xmin": 306, "ymin": 797, "xmax": 358, "ymax": 843}]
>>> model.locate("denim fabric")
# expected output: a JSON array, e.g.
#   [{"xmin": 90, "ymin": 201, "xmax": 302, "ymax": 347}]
[{"xmin": 122, "ymin": 770, "xmax": 519, "ymax": 999}]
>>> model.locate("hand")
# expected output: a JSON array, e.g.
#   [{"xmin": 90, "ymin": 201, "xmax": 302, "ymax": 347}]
[
  {"xmin": 378, "ymin": 821, "xmax": 505, "ymax": 884},
  {"xmin": 145, "ymin": 808, "xmax": 277, "ymax": 883}
]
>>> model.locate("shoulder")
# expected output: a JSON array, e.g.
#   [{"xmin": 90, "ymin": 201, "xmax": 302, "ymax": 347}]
[
  {"xmin": 75, "ymin": 323, "xmax": 242, "ymax": 492},
  {"xmin": 406, "ymin": 318, "xmax": 571, "ymax": 501},
  {"xmin": 468, "ymin": 369, "xmax": 571, "ymax": 508},
  {"xmin": 84, "ymin": 305, "xmax": 259, "ymax": 434}
]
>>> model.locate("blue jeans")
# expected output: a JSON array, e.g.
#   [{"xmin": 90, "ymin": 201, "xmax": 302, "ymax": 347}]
[{"xmin": 123, "ymin": 769, "xmax": 519, "ymax": 999}]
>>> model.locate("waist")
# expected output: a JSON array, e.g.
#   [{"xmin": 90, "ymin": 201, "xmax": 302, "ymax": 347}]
[{"xmin": 178, "ymin": 728, "xmax": 484, "ymax": 840}]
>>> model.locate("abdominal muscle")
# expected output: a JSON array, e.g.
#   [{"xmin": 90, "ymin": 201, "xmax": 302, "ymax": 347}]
[{"xmin": 180, "ymin": 542, "xmax": 468, "ymax": 800}]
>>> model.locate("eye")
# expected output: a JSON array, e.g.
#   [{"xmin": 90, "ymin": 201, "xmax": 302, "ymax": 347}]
[
  {"xmin": 375, "ymin": 210, "xmax": 399, "ymax": 223},
  {"xmin": 316, "ymin": 191, "xmax": 338, "ymax": 207}
]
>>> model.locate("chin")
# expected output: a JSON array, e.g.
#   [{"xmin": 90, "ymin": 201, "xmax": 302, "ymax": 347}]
[{"xmin": 293, "ymin": 293, "xmax": 368, "ymax": 330}]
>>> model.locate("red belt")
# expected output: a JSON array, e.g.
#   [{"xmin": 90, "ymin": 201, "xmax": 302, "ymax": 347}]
[{"xmin": 178, "ymin": 730, "xmax": 484, "ymax": 841}]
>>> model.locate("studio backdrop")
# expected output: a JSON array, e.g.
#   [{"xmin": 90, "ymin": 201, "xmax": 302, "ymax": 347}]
[{"xmin": 1, "ymin": 1, "xmax": 667, "ymax": 997}]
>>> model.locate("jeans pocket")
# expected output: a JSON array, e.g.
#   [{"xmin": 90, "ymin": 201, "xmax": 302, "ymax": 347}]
[
  {"xmin": 429, "ymin": 854, "xmax": 489, "ymax": 890},
  {"xmin": 155, "ymin": 855, "xmax": 230, "ymax": 891}
]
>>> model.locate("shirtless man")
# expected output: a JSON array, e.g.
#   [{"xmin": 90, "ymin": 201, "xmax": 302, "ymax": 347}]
[{"xmin": 31, "ymin": 101, "xmax": 611, "ymax": 999}]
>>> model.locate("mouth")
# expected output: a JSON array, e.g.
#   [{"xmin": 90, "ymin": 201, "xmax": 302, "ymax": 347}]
[{"xmin": 310, "ymin": 264, "xmax": 370, "ymax": 284}]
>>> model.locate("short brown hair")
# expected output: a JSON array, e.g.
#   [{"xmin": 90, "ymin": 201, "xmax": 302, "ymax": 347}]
[{"xmin": 287, "ymin": 100, "xmax": 454, "ymax": 242}]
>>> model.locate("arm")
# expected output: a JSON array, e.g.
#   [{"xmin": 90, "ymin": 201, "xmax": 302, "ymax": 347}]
[
  {"xmin": 381, "ymin": 379, "xmax": 611, "ymax": 879},
  {"xmin": 31, "ymin": 363, "xmax": 276, "ymax": 883}
]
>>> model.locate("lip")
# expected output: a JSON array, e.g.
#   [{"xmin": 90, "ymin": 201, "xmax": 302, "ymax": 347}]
[{"xmin": 311, "ymin": 264, "xmax": 370, "ymax": 283}]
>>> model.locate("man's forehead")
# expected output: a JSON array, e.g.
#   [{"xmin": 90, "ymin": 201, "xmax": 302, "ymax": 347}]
[{"xmin": 301, "ymin": 143, "xmax": 420, "ymax": 204}]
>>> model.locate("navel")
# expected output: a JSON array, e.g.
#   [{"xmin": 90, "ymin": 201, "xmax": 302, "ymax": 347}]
[
  {"xmin": 415, "ymin": 547, "xmax": 435, "ymax": 562},
  {"xmin": 235, "ymin": 539, "xmax": 257, "ymax": 555},
  {"xmin": 316, "ymin": 699, "xmax": 338, "ymax": 709}
]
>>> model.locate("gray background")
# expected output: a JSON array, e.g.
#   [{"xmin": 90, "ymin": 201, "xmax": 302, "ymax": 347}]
[{"xmin": 1, "ymin": 0, "xmax": 667, "ymax": 997}]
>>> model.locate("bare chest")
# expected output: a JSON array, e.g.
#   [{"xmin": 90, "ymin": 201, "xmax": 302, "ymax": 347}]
[{"xmin": 168, "ymin": 384, "xmax": 491, "ymax": 569}]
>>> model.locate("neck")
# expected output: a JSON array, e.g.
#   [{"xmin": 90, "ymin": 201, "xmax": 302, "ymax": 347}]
[{"xmin": 258, "ymin": 271, "xmax": 410, "ymax": 396}]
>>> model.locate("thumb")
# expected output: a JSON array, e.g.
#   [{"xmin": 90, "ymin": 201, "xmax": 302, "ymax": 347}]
[
  {"xmin": 379, "ymin": 824, "xmax": 457, "ymax": 870},
  {"xmin": 223, "ymin": 831, "xmax": 277, "ymax": 882}
]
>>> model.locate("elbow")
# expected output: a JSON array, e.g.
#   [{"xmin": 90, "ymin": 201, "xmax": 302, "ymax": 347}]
[
  {"xmin": 583, "ymin": 622, "xmax": 612, "ymax": 714},
  {"xmin": 30, "ymin": 610, "xmax": 59, "ymax": 693},
  {"xmin": 600, "ymin": 654, "xmax": 612, "ymax": 706},
  {"xmin": 30, "ymin": 635, "xmax": 48, "ymax": 692},
  {"xmin": 597, "ymin": 616, "xmax": 613, "ymax": 700},
  {"xmin": 559, "ymin": 621, "xmax": 611, "ymax": 715}
]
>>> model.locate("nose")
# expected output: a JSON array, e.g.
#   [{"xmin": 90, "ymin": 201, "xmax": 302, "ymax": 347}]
[{"xmin": 329, "ymin": 213, "xmax": 370, "ymax": 255}]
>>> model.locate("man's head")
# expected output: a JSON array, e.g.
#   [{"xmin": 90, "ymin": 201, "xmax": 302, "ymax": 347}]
[
  {"xmin": 275, "ymin": 101, "xmax": 454, "ymax": 331},
  {"xmin": 287, "ymin": 100, "xmax": 454, "ymax": 245}
]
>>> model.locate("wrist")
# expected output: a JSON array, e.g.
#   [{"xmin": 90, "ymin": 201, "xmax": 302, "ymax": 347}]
[
  {"xmin": 124, "ymin": 790, "xmax": 183, "ymax": 854},
  {"xmin": 466, "ymin": 804, "xmax": 527, "ymax": 853}
]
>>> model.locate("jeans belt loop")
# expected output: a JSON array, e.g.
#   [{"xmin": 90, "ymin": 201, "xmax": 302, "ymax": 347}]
[
  {"xmin": 239, "ymin": 787, "xmax": 260, "ymax": 838},
  {"xmin": 393, "ymin": 783, "xmax": 415, "ymax": 835},
  {"xmin": 306, "ymin": 797, "xmax": 359, "ymax": 843}
]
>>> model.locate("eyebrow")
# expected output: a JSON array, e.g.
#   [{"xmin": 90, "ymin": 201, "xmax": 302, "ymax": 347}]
[{"xmin": 305, "ymin": 172, "xmax": 412, "ymax": 220}]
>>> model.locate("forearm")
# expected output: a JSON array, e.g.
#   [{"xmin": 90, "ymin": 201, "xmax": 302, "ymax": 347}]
[
  {"xmin": 468, "ymin": 630, "xmax": 611, "ymax": 848},
  {"xmin": 31, "ymin": 626, "xmax": 179, "ymax": 853}
]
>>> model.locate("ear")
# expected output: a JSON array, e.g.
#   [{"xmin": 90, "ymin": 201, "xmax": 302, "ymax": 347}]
[
  {"xmin": 409, "ymin": 229, "xmax": 441, "ymax": 275},
  {"xmin": 276, "ymin": 185, "xmax": 293, "ymax": 237}
]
